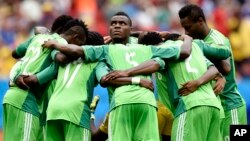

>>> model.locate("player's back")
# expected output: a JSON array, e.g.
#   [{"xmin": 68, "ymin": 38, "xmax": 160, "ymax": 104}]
[
  {"xmin": 47, "ymin": 60, "xmax": 98, "ymax": 129},
  {"xmin": 20, "ymin": 34, "xmax": 66, "ymax": 75},
  {"xmin": 165, "ymin": 41, "xmax": 220, "ymax": 116}
]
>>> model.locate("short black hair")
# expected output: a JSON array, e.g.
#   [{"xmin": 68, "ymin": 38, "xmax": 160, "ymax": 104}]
[
  {"xmin": 63, "ymin": 19, "xmax": 89, "ymax": 45},
  {"xmin": 178, "ymin": 4, "xmax": 206, "ymax": 22},
  {"xmin": 164, "ymin": 33, "xmax": 181, "ymax": 41},
  {"xmin": 86, "ymin": 31, "xmax": 104, "ymax": 45},
  {"xmin": 113, "ymin": 11, "xmax": 132, "ymax": 26},
  {"xmin": 63, "ymin": 19, "xmax": 89, "ymax": 37},
  {"xmin": 51, "ymin": 15, "xmax": 74, "ymax": 34},
  {"xmin": 138, "ymin": 32, "xmax": 163, "ymax": 45}
]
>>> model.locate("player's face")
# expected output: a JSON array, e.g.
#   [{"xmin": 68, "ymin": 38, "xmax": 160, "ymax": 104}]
[
  {"xmin": 180, "ymin": 17, "xmax": 203, "ymax": 39},
  {"xmin": 109, "ymin": 15, "xmax": 131, "ymax": 42}
]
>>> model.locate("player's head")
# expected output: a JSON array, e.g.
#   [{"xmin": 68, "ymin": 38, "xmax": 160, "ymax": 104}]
[
  {"xmin": 86, "ymin": 31, "xmax": 104, "ymax": 45},
  {"xmin": 178, "ymin": 4, "xmax": 207, "ymax": 39},
  {"xmin": 51, "ymin": 15, "xmax": 74, "ymax": 34},
  {"xmin": 62, "ymin": 19, "xmax": 89, "ymax": 45},
  {"xmin": 109, "ymin": 11, "xmax": 132, "ymax": 44},
  {"xmin": 138, "ymin": 32, "xmax": 163, "ymax": 45}
]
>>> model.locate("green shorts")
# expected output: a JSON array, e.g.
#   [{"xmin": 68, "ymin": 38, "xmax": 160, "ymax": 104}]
[
  {"xmin": 46, "ymin": 119, "xmax": 91, "ymax": 141},
  {"xmin": 3, "ymin": 104, "xmax": 43, "ymax": 141},
  {"xmin": 171, "ymin": 106, "xmax": 221, "ymax": 141},
  {"xmin": 109, "ymin": 104, "xmax": 160, "ymax": 141},
  {"xmin": 220, "ymin": 104, "xmax": 247, "ymax": 141}
]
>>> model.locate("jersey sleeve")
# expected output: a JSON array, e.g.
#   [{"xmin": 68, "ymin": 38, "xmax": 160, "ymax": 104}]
[
  {"xmin": 151, "ymin": 45, "xmax": 181, "ymax": 61},
  {"xmin": 51, "ymin": 49, "xmax": 59, "ymax": 61},
  {"xmin": 15, "ymin": 36, "xmax": 35, "ymax": 57},
  {"xmin": 35, "ymin": 62, "xmax": 58, "ymax": 86},
  {"xmin": 195, "ymin": 40, "xmax": 231, "ymax": 60},
  {"xmin": 95, "ymin": 61, "xmax": 110, "ymax": 82},
  {"xmin": 82, "ymin": 45, "xmax": 106, "ymax": 62},
  {"xmin": 204, "ymin": 57, "xmax": 214, "ymax": 68},
  {"xmin": 152, "ymin": 57, "xmax": 165, "ymax": 70}
]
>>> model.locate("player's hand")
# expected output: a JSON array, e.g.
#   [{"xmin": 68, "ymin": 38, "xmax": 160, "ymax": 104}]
[
  {"xmin": 213, "ymin": 75, "xmax": 226, "ymax": 95},
  {"xmin": 23, "ymin": 75, "xmax": 38, "ymax": 87},
  {"xmin": 157, "ymin": 31, "xmax": 170, "ymax": 39},
  {"xmin": 179, "ymin": 34, "xmax": 193, "ymax": 41},
  {"xmin": 178, "ymin": 80, "xmax": 200, "ymax": 96},
  {"xmin": 139, "ymin": 78, "xmax": 154, "ymax": 91},
  {"xmin": 104, "ymin": 70, "xmax": 129, "ymax": 81},
  {"xmin": 42, "ymin": 39, "xmax": 58, "ymax": 49},
  {"xmin": 103, "ymin": 36, "xmax": 112, "ymax": 44},
  {"xmin": 15, "ymin": 75, "xmax": 30, "ymax": 90}
]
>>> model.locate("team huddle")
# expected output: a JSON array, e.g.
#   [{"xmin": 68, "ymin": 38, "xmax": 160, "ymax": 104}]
[{"xmin": 3, "ymin": 4, "xmax": 247, "ymax": 141}]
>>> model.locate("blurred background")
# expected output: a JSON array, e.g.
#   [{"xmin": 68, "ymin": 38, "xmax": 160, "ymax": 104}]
[{"xmin": 0, "ymin": 0, "xmax": 250, "ymax": 138}]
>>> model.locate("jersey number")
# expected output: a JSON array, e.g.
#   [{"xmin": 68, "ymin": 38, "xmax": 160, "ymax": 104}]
[
  {"xmin": 185, "ymin": 55, "xmax": 198, "ymax": 73},
  {"xmin": 125, "ymin": 52, "xmax": 138, "ymax": 67},
  {"xmin": 22, "ymin": 47, "xmax": 41, "ymax": 74},
  {"xmin": 63, "ymin": 63, "xmax": 82, "ymax": 88}
]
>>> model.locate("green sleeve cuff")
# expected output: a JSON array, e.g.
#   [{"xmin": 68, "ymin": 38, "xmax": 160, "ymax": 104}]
[
  {"xmin": 152, "ymin": 57, "xmax": 165, "ymax": 70},
  {"xmin": 36, "ymin": 63, "xmax": 58, "ymax": 86},
  {"xmin": 95, "ymin": 62, "xmax": 110, "ymax": 82},
  {"xmin": 51, "ymin": 50, "xmax": 59, "ymax": 61}
]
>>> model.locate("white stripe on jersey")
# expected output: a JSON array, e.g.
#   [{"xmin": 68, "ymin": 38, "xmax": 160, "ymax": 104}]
[
  {"xmin": 23, "ymin": 113, "xmax": 32, "ymax": 141},
  {"xmin": 176, "ymin": 112, "xmax": 186, "ymax": 141},
  {"xmin": 210, "ymin": 31, "xmax": 224, "ymax": 45}
]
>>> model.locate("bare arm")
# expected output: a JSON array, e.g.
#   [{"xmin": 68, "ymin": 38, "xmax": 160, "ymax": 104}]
[
  {"xmin": 213, "ymin": 58, "xmax": 231, "ymax": 75},
  {"xmin": 179, "ymin": 35, "xmax": 193, "ymax": 59},
  {"xmin": 100, "ymin": 76, "xmax": 154, "ymax": 91},
  {"xmin": 42, "ymin": 40, "xmax": 85, "ymax": 59},
  {"xmin": 104, "ymin": 58, "xmax": 164, "ymax": 81},
  {"xmin": 178, "ymin": 65, "xmax": 219, "ymax": 96}
]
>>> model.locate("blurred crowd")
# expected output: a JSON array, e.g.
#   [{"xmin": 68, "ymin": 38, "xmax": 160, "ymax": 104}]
[
  {"xmin": 0, "ymin": 0, "xmax": 250, "ymax": 130},
  {"xmin": 0, "ymin": 0, "xmax": 250, "ymax": 79}
]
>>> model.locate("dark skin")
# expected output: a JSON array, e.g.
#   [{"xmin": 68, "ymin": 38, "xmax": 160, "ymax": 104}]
[
  {"xmin": 109, "ymin": 15, "xmax": 132, "ymax": 44},
  {"xmin": 180, "ymin": 16, "xmax": 231, "ymax": 75}
]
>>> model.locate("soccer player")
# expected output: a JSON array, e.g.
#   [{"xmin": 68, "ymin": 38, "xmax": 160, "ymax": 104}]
[
  {"xmin": 42, "ymin": 11, "xmax": 194, "ymax": 141},
  {"xmin": 104, "ymin": 32, "xmax": 231, "ymax": 141},
  {"xmin": 44, "ymin": 30, "xmax": 114, "ymax": 141},
  {"xmin": 3, "ymin": 19, "xmax": 86, "ymax": 141},
  {"xmin": 178, "ymin": 4, "xmax": 247, "ymax": 140}
]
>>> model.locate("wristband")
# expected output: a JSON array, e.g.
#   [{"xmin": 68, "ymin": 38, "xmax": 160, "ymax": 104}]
[{"xmin": 131, "ymin": 77, "xmax": 140, "ymax": 85}]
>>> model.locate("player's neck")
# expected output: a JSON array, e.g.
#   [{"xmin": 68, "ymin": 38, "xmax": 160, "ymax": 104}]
[{"xmin": 112, "ymin": 38, "xmax": 129, "ymax": 45}]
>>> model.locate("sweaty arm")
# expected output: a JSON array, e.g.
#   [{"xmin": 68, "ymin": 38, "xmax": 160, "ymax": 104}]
[{"xmin": 42, "ymin": 40, "xmax": 85, "ymax": 59}]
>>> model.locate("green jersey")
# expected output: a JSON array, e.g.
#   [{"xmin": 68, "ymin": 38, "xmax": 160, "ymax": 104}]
[
  {"xmin": 3, "ymin": 33, "xmax": 66, "ymax": 117},
  {"xmin": 46, "ymin": 58, "xmax": 101, "ymax": 129},
  {"xmin": 156, "ymin": 71, "xmax": 175, "ymax": 112},
  {"xmin": 156, "ymin": 40, "xmax": 231, "ymax": 117},
  {"xmin": 156, "ymin": 40, "xmax": 230, "ymax": 114},
  {"xmin": 204, "ymin": 28, "xmax": 244, "ymax": 111},
  {"xmin": 83, "ymin": 43, "xmax": 181, "ymax": 110}
]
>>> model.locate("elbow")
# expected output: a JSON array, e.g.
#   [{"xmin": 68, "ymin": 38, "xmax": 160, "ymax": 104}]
[
  {"xmin": 222, "ymin": 65, "xmax": 231, "ymax": 75},
  {"xmin": 152, "ymin": 61, "xmax": 161, "ymax": 71},
  {"xmin": 179, "ymin": 50, "xmax": 191, "ymax": 59},
  {"xmin": 12, "ymin": 51, "xmax": 21, "ymax": 59},
  {"xmin": 55, "ymin": 53, "xmax": 70, "ymax": 65}
]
